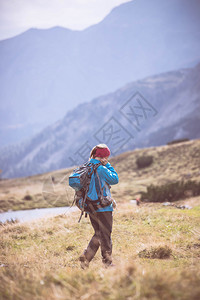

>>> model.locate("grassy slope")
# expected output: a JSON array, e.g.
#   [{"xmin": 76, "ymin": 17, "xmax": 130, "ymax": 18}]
[
  {"xmin": 0, "ymin": 200, "xmax": 200, "ymax": 299},
  {"xmin": 111, "ymin": 138, "xmax": 200, "ymax": 203},
  {"xmin": 1, "ymin": 139, "xmax": 200, "ymax": 299},
  {"xmin": 0, "ymin": 138, "xmax": 200, "ymax": 212},
  {"xmin": 0, "ymin": 167, "xmax": 75, "ymax": 212}
]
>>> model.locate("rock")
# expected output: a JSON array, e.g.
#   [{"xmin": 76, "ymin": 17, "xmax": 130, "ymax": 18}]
[
  {"xmin": 130, "ymin": 198, "xmax": 141, "ymax": 206},
  {"xmin": 130, "ymin": 200, "xmax": 137, "ymax": 205},
  {"xmin": 177, "ymin": 205, "xmax": 192, "ymax": 209},
  {"xmin": 163, "ymin": 202, "xmax": 171, "ymax": 206}
]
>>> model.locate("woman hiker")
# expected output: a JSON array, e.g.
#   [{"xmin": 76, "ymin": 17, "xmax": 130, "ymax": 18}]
[{"xmin": 79, "ymin": 144, "xmax": 119, "ymax": 269}]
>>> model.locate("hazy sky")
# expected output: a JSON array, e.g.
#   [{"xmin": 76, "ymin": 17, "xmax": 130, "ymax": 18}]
[{"xmin": 0, "ymin": 0, "xmax": 132, "ymax": 40}]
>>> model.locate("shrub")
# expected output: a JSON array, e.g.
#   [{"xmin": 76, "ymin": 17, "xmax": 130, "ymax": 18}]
[
  {"xmin": 167, "ymin": 138, "xmax": 189, "ymax": 145},
  {"xmin": 23, "ymin": 195, "xmax": 33, "ymax": 201},
  {"xmin": 136, "ymin": 155, "xmax": 153, "ymax": 169},
  {"xmin": 141, "ymin": 180, "xmax": 200, "ymax": 202}
]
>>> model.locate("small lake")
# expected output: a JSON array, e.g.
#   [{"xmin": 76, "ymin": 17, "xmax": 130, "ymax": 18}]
[{"xmin": 0, "ymin": 206, "xmax": 78, "ymax": 223}]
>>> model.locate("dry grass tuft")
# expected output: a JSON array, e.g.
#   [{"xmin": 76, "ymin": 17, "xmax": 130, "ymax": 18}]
[{"xmin": 138, "ymin": 245, "xmax": 172, "ymax": 259}]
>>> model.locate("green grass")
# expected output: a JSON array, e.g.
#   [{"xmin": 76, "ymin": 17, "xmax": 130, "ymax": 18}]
[{"xmin": 0, "ymin": 200, "xmax": 200, "ymax": 299}]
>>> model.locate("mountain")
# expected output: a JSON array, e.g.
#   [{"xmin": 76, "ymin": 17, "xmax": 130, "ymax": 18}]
[
  {"xmin": 1, "ymin": 62, "xmax": 200, "ymax": 179},
  {"xmin": 0, "ymin": 0, "xmax": 200, "ymax": 146}
]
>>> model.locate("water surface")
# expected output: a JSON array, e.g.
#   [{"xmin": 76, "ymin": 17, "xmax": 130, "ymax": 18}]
[{"xmin": 0, "ymin": 206, "xmax": 78, "ymax": 223}]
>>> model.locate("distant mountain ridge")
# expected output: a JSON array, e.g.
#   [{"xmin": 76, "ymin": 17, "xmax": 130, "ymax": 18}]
[
  {"xmin": 0, "ymin": 0, "xmax": 200, "ymax": 146},
  {"xmin": 1, "ymin": 62, "xmax": 200, "ymax": 179}
]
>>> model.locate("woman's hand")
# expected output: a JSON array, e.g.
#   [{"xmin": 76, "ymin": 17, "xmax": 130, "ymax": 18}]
[{"xmin": 100, "ymin": 157, "xmax": 109, "ymax": 165}]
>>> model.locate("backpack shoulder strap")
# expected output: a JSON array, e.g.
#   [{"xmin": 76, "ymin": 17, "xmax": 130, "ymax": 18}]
[
  {"xmin": 78, "ymin": 162, "xmax": 102, "ymax": 222},
  {"xmin": 94, "ymin": 164, "xmax": 104, "ymax": 198}
]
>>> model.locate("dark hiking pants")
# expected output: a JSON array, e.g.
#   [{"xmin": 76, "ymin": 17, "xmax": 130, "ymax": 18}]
[{"xmin": 83, "ymin": 211, "xmax": 113, "ymax": 265}]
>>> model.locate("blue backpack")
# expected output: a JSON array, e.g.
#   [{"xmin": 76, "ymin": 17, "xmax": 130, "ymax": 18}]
[
  {"xmin": 69, "ymin": 161, "xmax": 102, "ymax": 191},
  {"xmin": 69, "ymin": 161, "xmax": 102, "ymax": 221}
]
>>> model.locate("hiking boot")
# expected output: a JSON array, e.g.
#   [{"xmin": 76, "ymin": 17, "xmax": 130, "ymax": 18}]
[
  {"xmin": 79, "ymin": 254, "xmax": 89, "ymax": 269},
  {"xmin": 102, "ymin": 253, "xmax": 113, "ymax": 268},
  {"xmin": 103, "ymin": 262, "xmax": 115, "ymax": 268}
]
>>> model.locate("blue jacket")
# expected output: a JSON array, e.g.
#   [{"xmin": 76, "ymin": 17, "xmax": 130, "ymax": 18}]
[{"xmin": 84, "ymin": 158, "xmax": 119, "ymax": 213}]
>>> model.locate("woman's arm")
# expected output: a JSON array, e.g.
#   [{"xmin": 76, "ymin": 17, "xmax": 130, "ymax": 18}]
[{"xmin": 99, "ymin": 162, "xmax": 119, "ymax": 185}]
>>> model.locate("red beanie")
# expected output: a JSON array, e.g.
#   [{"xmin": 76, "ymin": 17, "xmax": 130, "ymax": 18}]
[{"xmin": 94, "ymin": 147, "xmax": 110, "ymax": 158}]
